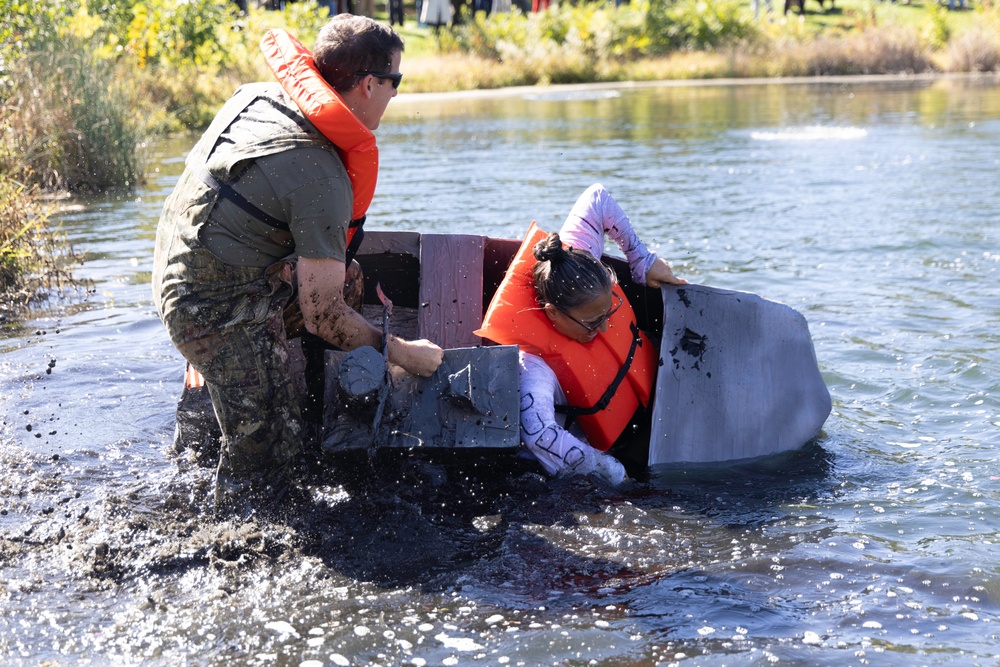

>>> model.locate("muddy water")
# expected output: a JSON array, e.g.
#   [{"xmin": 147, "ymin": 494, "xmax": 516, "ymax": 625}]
[{"xmin": 2, "ymin": 76, "xmax": 999, "ymax": 666}]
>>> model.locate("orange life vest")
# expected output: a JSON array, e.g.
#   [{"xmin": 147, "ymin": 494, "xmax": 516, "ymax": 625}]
[
  {"xmin": 475, "ymin": 223, "xmax": 657, "ymax": 451},
  {"xmin": 260, "ymin": 28, "xmax": 378, "ymax": 243}
]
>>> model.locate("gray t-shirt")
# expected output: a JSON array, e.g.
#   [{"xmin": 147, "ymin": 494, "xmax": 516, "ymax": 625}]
[{"xmin": 200, "ymin": 145, "xmax": 352, "ymax": 267}]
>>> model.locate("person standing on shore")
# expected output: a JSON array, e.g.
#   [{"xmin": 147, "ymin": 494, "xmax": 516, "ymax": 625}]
[
  {"xmin": 152, "ymin": 15, "xmax": 443, "ymax": 515},
  {"xmin": 752, "ymin": 0, "xmax": 773, "ymax": 17},
  {"xmin": 389, "ymin": 0, "xmax": 405, "ymax": 25}
]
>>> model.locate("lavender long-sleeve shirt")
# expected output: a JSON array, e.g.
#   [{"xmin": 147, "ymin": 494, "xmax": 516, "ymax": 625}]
[{"xmin": 519, "ymin": 183, "xmax": 658, "ymax": 476}]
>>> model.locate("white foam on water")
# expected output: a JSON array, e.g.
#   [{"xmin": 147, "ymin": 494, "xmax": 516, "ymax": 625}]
[
  {"xmin": 803, "ymin": 631, "xmax": 823, "ymax": 644},
  {"xmin": 751, "ymin": 126, "xmax": 869, "ymax": 141},
  {"xmin": 523, "ymin": 90, "xmax": 621, "ymax": 102},
  {"xmin": 435, "ymin": 632, "xmax": 485, "ymax": 651},
  {"xmin": 264, "ymin": 621, "xmax": 299, "ymax": 638}
]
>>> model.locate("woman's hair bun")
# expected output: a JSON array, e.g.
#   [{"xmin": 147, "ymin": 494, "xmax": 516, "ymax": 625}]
[{"xmin": 533, "ymin": 232, "xmax": 565, "ymax": 263}]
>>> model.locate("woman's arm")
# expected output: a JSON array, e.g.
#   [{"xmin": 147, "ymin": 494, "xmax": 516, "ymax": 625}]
[
  {"xmin": 559, "ymin": 183, "xmax": 684, "ymax": 286},
  {"xmin": 519, "ymin": 352, "xmax": 627, "ymax": 484}
]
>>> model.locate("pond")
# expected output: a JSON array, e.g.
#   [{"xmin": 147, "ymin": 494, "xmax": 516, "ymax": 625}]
[{"xmin": 1, "ymin": 74, "xmax": 998, "ymax": 666}]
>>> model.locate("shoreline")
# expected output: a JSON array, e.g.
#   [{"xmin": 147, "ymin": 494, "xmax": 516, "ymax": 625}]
[{"xmin": 391, "ymin": 70, "xmax": 1000, "ymax": 103}]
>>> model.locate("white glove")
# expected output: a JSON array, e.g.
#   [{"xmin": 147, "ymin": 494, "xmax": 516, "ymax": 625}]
[{"xmin": 590, "ymin": 451, "xmax": 628, "ymax": 486}]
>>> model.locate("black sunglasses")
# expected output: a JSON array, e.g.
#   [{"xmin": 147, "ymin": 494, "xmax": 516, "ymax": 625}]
[
  {"xmin": 355, "ymin": 70, "xmax": 403, "ymax": 90},
  {"xmin": 557, "ymin": 291, "xmax": 623, "ymax": 333}
]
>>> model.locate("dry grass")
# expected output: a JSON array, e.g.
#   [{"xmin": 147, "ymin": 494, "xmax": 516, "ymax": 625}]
[
  {"xmin": 401, "ymin": 25, "xmax": 943, "ymax": 92},
  {"xmin": 760, "ymin": 25, "xmax": 934, "ymax": 76},
  {"xmin": 622, "ymin": 51, "xmax": 737, "ymax": 80},
  {"xmin": 404, "ymin": 53, "xmax": 542, "ymax": 91},
  {"xmin": 946, "ymin": 24, "xmax": 1000, "ymax": 72},
  {"xmin": 135, "ymin": 63, "xmax": 256, "ymax": 134}
]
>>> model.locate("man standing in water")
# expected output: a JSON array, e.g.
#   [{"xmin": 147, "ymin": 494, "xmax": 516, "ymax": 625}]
[{"xmin": 152, "ymin": 15, "xmax": 443, "ymax": 515}]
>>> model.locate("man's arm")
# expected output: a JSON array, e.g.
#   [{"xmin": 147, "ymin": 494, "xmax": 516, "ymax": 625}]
[{"xmin": 297, "ymin": 256, "xmax": 444, "ymax": 377}]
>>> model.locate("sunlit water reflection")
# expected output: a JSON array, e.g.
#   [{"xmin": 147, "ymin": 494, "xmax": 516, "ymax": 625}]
[{"xmin": 1, "ymin": 76, "xmax": 998, "ymax": 666}]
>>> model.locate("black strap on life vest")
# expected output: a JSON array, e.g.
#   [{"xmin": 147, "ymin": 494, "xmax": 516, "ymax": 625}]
[
  {"xmin": 196, "ymin": 166, "xmax": 367, "ymax": 264},
  {"xmin": 195, "ymin": 166, "xmax": 290, "ymax": 231},
  {"xmin": 345, "ymin": 216, "xmax": 365, "ymax": 266},
  {"xmin": 555, "ymin": 321, "xmax": 643, "ymax": 428}
]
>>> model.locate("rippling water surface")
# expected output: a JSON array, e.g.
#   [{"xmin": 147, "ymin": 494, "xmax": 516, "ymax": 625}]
[{"xmin": 1, "ymin": 76, "xmax": 998, "ymax": 666}]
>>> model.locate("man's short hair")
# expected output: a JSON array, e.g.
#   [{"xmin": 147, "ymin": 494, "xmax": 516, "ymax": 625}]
[{"xmin": 313, "ymin": 14, "xmax": 404, "ymax": 93}]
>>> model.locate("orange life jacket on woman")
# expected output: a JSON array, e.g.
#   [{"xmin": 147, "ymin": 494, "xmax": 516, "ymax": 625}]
[
  {"xmin": 260, "ymin": 28, "xmax": 378, "ymax": 244},
  {"xmin": 475, "ymin": 223, "xmax": 658, "ymax": 451}
]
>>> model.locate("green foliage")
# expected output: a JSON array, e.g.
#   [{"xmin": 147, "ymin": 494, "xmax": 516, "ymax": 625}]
[
  {"xmin": 122, "ymin": 0, "xmax": 329, "ymax": 71},
  {"xmin": 644, "ymin": 0, "xmax": 758, "ymax": 52},
  {"xmin": 446, "ymin": 0, "xmax": 758, "ymax": 65},
  {"xmin": 0, "ymin": 0, "xmax": 335, "ymax": 189},
  {"xmin": 0, "ymin": 0, "xmax": 148, "ymax": 192},
  {"xmin": 126, "ymin": 0, "xmax": 233, "ymax": 67},
  {"xmin": 439, "ymin": 7, "xmax": 529, "ymax": 58},
  {"xmin": 922, "ymin": 1, "xmax": 951, "ymax": 49},
  {"xmin": 0, "ymin": 176, "xmax": 37, "ymax": 294},
  {"xmin": 0, "ymin": 0, "xmax": 70, "ymax": 58},
  {"xmin": 447, "ymin": 2, "xmax": 634, "ymax": 62}
]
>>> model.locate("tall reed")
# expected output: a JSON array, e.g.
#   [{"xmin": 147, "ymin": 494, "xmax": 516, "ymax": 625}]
[{"xmin": 2, "ymin": 39, "xmax": 148, "ymax": 193}]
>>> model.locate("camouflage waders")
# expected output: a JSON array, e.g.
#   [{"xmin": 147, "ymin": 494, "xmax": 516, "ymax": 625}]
[
  {"xmin": 160, "ymin": 243, "xmax": 303, "ymax": 497},
  {"xmin": 152, "ymin": 83, "xmax": 347, "ymax": 508}
]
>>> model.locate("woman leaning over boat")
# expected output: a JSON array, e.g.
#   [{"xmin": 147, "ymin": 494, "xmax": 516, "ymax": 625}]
[{"xmin": 476, "ymin": 184, "xmax": 686, "ymax": 485}]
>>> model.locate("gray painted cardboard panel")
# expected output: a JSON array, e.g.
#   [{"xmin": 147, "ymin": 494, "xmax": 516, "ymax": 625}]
[
  {"xmin": 322, "ymin": 345, "xmax": 520, "ymax": 452},
  {"xmin": 649, "ymin": 285, "xmax": 831, "ymax": 464},
  {"xmin": 418, "ymin": 234, "xmax": 484, "ymax": 348}
]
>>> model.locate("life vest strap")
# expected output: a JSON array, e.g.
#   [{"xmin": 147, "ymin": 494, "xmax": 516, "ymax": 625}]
[
  {"xmin": 556, "ymin": 321, "xmax": 643, "ymax": 418},
  {"xmin": 195, "ymin": 166, "xmax": 290, "ymax": 232},
  {"xmin": 197, "ymin": 166, "xmax": 366, "ymax": 258},
  {"xmin": 345, "ymin": 221, "xmax": 365, "ymax": 266}
]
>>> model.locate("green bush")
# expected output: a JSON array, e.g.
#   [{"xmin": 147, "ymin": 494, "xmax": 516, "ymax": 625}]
[
  {"xmin": 120, "ymin": 0, "xmax": 330, "ymax": 71},
  {"xmin": 125, "ymin": 0, "xmax": 233, "ymax": 68},
  {"xmin": 0, "ymin": 176, "xmax": 38, "ymax": 296},
  {"xmin": 0, "ymin": 0, "xmax": 70, "ymax": 57},
  {"xmin": 644, "ymin": 0, "xmax": 758, "ymax": 53},
  {"xmin": 922, "ymin": 1, "xmax": 951, "ymax": 49},
  {"xmin": 0, "ymin": 0, "xmax": 335, "ymax": 188},
  {"xmin": 446, "ymin": 0, "xmax": 758, "ymax": 65}
]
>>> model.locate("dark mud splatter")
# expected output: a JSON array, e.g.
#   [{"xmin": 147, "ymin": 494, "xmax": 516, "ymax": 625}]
[{"xmin": 678, "ymin": 328, "xmax": 707, "ymax": 362}]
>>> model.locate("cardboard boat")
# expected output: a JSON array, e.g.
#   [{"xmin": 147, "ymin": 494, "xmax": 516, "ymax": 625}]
[{"xmin": 174, "ymin": 230, "xmax": 832, "ymax": 467}]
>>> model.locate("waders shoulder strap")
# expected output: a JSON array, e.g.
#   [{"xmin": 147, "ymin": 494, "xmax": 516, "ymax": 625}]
[{"xmin": 194, "ymin": 166, "xmax": 290, "ymax": 232}]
